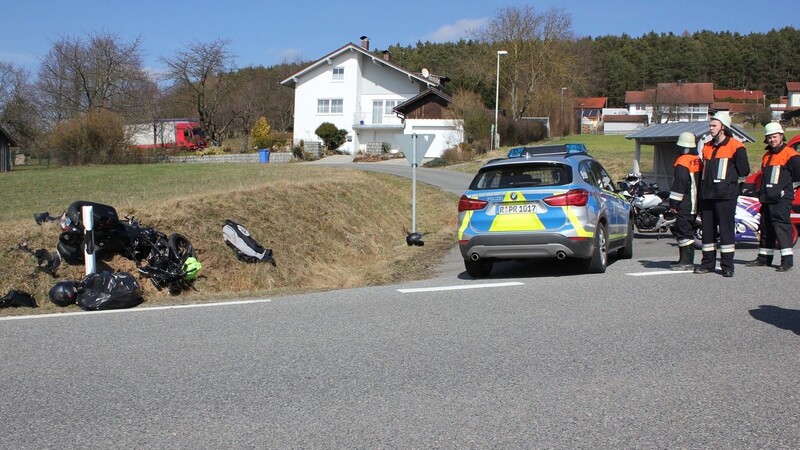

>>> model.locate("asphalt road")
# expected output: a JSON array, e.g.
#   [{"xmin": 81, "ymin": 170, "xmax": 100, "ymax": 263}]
[{"xmin": 2, "ymin": 161, "xmax": 799, "ymax": 448}]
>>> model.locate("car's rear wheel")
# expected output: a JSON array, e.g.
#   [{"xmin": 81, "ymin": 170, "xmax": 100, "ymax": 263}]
[
  {"xmin": 618, "ymin": 220, "xmax": 634, "ymax": 259},
  {"xmin": 583, "ymin": 224, "xmax": 608, "ymax": 273},
  {"xmin": 464, "ymin": 259, "xmax": 493, "ymax": 278}
]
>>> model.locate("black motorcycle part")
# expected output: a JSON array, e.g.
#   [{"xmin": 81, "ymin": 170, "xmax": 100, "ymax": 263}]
[
  {"xmin": 168, "ymin": 233, "xmax": 195, "ymax": 261},
  {"xmin": 65, "ymin": 201, "xmax": 122, "ymax": 232}
]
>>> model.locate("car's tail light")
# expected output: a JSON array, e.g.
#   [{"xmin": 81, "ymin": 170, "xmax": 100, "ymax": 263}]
[
  {"xmin": 543, "ymin": 189, "xmax": 589, "ymax": 206},
  {"xmin": 458, "ymin": 195, "xmax": 488, "ymax": 212}
]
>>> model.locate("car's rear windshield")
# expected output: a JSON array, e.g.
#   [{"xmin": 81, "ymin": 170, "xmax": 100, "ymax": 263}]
[{"xmin": 470, "ymin": 163, "xmax": 572, "ymax": 190}]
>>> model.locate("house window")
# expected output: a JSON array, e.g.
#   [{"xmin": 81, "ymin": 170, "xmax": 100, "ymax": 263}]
[
  {"xmin": 331, "ymin": 99, "xmax": 343, "ymax": 113},
  {"xmin": 332, "ymin": 67, "xmax": 344, "ymax": 81},
  {"xmin": 318, "ymin": 99, "xmax": 343, "ymax": 114},
  {"xmin": 384, "ymin": 100, "xmax": 399, "ymax": 114}
]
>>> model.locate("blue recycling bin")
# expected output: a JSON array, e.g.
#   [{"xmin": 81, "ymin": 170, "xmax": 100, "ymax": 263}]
[{"xmin": 258, "ymin": 149, "xmax": 270, "ymax": 163}]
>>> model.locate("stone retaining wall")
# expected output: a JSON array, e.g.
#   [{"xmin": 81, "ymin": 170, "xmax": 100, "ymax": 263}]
[{"xmin": 158, "ymin": 152, "xmax": 295, "ymax": 164}]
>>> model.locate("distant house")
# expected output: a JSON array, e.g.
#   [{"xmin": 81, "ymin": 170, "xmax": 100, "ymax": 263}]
[
  {"xmin": 777, "ymin": 81, "xmax": 800, "ymax": 121},
  {"xmin": 573, "ymin": 97, "xmax": 606, "ymax": 134},
  {"xmin": 712, "ymin": 89, "xmax": 766, "ymax": 116},
  {"xmin": 0, "ymin": 124, "xmax": 20, "ymax": 173},
  {"xmin": 625, "ymin": 82, "xmax": 714, "ymax": 124},
  {"xmin": 280, "ymin": 36, "xmax": 462, "ymax": 158}
]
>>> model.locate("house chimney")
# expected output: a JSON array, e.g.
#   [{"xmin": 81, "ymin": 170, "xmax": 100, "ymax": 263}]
[
  {"xmin": 382, "ymin": 50, "xmax": 391, "ymax": 62},
  {"xmin": 360, "ymin": 36, "xmax": 370, "ymax": 50}
]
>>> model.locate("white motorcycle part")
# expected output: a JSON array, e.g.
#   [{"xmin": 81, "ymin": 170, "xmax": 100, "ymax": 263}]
[{"xmin": 634, "ymin": 194, "xmax": 663, "ymax": 209}]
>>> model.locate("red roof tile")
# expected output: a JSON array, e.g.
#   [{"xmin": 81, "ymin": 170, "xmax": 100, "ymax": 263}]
[
  {"xmin": 656, "ymin": 82, "xmax": 714, "ymax": 103},
  {"xmin": 574, "ymin": 97, "xmax": 607, "ymax": 109},
  {"xmin": 625, "ymin": 90, "xmax": 655, "ymax": 104},
  {"xmin": 714, "ymin": 89, "xmax": 765, "ymax": 101},
  {"xmin": 787, "ymin": 82, "xmax": 800, "ymax": 91},
  {"xmin": 626, "ymin": 83, "xmax": 714, "ymax": 105}
]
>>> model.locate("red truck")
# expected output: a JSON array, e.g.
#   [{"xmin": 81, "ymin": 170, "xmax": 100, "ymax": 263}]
[{"xmin": 126, "ymin": 119, "xmax": 207, "ymax": 151}]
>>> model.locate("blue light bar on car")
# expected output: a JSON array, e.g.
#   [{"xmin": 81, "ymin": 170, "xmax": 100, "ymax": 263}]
[{"xmin": 507, "ymin": 143, "xmax": 587, "ymax": 158}]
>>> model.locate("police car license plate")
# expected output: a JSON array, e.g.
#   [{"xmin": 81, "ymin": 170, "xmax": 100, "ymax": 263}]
[{"xmin": 497, "ymin": 203, "xmax": 536, "ymax": 214}]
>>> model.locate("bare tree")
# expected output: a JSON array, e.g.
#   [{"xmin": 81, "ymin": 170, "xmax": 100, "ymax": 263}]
[
  {"xmin": 36, "ymin": 32, "xmax": 152, "ymax": 122},
  {"xmin": 160, "ymin": 39, "xmax": 237, "ymax": 146},
  {"xmin": 475, "ymin": 6, "xmax": 580, "ymax": 121},
  {"xmin": 0, "ymin": 62, "xmax": 41, "ymax": 146}
]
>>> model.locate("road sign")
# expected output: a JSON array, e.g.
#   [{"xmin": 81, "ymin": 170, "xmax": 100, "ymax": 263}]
[
  {"xmin": 394, "ymin": 133, "xmax": 436, "ymax": 235},
  {"xmin": 396, "ymin": 134, "xmax": 435, "ymax": 166}
]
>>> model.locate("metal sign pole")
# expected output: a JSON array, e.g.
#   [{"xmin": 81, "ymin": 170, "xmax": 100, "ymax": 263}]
[
  {"xmin": 397, "ymin": 133, "xmax": 434, "ymax": 246},
  {"xmin": 412, "ymin": 133, "xmax": 417, "ymax": 233},
  {"xmin": 82, "ymin": 205, "xmax": 96, "ymax": 275}
]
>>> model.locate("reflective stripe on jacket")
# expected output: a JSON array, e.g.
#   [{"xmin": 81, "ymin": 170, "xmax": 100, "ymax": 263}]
[
  {"xmin": 700, "ymin": 136, "xmax": 750, "ymax": 200},
  {"xmin": 759, "ymin": 144, "xmax": 800, "ymax": 204}
]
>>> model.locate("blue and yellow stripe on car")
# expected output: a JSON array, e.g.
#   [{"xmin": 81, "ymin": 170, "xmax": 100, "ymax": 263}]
[{"xmin": 488, "ymin": 191, "xmax": 545, "ymax": 232}]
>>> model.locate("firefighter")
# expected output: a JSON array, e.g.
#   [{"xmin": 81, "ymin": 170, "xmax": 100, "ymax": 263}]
[
  {"xmin": 669, "ymin": 132, "xmax": 702, "ymax": 271},
  {"xmin": 694, "ymin": 111, "xmax": 750, "ymax": 277},
  {"xmin": 746, "ymin": 123, "xmax": 800, "ymax": 271}
]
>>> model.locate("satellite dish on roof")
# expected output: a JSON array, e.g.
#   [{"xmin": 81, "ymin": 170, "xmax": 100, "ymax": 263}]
[{"xmin": 421, "ymin": 68, "xmax": 430, "ymax": 78}]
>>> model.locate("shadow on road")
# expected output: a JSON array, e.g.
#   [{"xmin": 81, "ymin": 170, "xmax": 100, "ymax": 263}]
[
  {"xmin": 456, "ymin": 257, "xmax": 624, "ymax": 280},
  {"xmin": 749, "ymin": 305, "xmax": 800, "ymax": 335}
]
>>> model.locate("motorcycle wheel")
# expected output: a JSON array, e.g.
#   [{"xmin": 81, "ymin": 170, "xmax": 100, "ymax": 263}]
[
  {"xmin": 693, "ymin": 225, "xmax": 703, "ymax": 249},
  {"xmin": 168, "ymin": 233, "xmax": 195, "ymax": 261}
]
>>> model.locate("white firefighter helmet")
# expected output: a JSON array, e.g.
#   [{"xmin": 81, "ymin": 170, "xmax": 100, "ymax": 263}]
[
  {"xmin": 710, "ymin": 111, "xmax": 732, "ymax": 128},
  {"xmin": 676, "ymin": 132, "xmax": 696, "ymax": 149}
]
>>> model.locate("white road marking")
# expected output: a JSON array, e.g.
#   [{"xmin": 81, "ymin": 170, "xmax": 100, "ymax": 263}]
[
  {"xmin": 626, "ymin": 270, "xmax": 693, "ymax": 276},
  {"xmin": 0, "ymin": 298, "xmax": 272, "ymax": 322},
  {"xmin": 398, "ymin": 281, "xmax": 524, "ymax": 293}
]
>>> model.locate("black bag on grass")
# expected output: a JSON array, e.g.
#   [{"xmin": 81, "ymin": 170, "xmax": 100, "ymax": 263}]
[
  {"xmin": 76, "ymin": 271, "xmax": 143, "ymax": 311},
  {"xmin": 222, "ymin": 220, "xmax": 276, "ymax": 265},
  {"xmin": 0, "ymin": 290, "xmax": 37, "ymax": 308}
]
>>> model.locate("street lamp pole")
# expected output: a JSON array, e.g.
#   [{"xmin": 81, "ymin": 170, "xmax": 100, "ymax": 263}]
[
  {"xmin": 494, "ymin": 50, "xmax": 507, "ymax": 151},
  {"xmin": 560, "ymin": 87, "xmax": 567, "ymax": 136}
]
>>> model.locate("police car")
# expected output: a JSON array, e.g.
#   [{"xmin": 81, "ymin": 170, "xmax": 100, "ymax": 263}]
[{"xmin": 457, "ymin": 144, "xmax": 633, "ymax": 277}]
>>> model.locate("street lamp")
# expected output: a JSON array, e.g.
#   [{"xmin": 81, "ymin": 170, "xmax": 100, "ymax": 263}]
[
  {"xmin": 560, "ymin": 87, "xmax": 567, "ymax": 136},
  {"xmin": 493, "ymin": 50, "xmax": 507, "ymax": 150}
]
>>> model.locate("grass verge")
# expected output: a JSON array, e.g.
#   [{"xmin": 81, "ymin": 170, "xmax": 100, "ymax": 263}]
[{"xmin": 0, "ymin": 163, "xmax": 457, "ymax": 315}]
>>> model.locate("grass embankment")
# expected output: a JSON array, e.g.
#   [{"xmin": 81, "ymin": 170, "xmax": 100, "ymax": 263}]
[
  {"xmin": 449, "ymin": 128, "xmax": 800, "ymax": 181},
  {"xmin": 0, "ymin": 163, "xmax": 457, "ymax": 315}
]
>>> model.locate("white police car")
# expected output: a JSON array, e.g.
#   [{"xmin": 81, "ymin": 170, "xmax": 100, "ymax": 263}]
[{"xmin": 458, "ymin": 144, "xmax": 633, "ymax": 277}]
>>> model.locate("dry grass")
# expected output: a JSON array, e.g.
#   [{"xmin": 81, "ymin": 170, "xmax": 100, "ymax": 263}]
[{"xmin": 0, "ymin": 164, "xmax": 457, "ymax": 315}]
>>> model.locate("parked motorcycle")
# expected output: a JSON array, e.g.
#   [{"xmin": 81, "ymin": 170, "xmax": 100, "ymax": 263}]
[
  {"xmin": 693, "ymin": 194, "xmax": 798, "ymax": 249},
  {"xmin": 619, "ymin": 174, "xmax": 676, "ymax": 237}
]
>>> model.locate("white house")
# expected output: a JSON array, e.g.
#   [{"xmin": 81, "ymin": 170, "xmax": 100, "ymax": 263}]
[
  {"xmin": 281, "ymin": 37, "xmax": 462, "ymax": 158},
  {"xmin": 774, "ymin": 81, "xmax": 800, "ymax": 121},
  {"xmin": 625, "ymin": 82, "xmax": 714, "ymax": 124}
]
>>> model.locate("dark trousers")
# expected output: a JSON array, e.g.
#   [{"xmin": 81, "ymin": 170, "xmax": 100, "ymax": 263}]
[
  {"xmin": 762, "ymin": 199, "xmax": 793, "ymax": 251},
  {"xmin": 674, "ymin": 212, "xmax": 697, "ymax": 247},
  {"xmin": 699, "ymin": 198, "xmax": 736, "ymax": 272}
]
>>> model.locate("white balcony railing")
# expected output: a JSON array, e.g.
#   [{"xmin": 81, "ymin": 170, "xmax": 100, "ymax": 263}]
[{"xmin": 352, "ymin": 113, "xmax": 403, "ymax": 128}]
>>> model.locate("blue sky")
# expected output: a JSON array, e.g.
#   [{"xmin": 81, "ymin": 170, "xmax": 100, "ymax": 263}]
[{"xmin": 1, "ymin": 0, "xmax": 796, "ymax": 77}]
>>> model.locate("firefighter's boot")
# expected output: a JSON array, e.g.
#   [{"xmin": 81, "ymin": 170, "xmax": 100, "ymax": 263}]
[
  {"xmin": 671, "ymin": 246, "xmax": 695, "ymax": 271},
  {"xmin": 745, "ymin": 254, "xmax": 772, "ymax": 267},
  {"xmin": 777, "ymin": 255, "xmax": 793, "ymax": 272}
]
